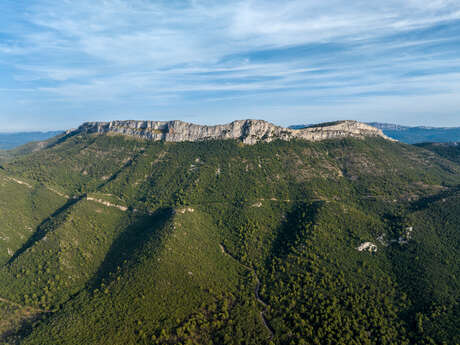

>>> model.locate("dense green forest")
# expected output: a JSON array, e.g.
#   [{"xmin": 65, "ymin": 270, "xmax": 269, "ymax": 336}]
[
  {"xmin": 417, "ymin": 142, "xmax": 460, "ymax": 165},
  {"xmin": 0, "ymin": 132, "xmax": 459, "ymax": 344}
]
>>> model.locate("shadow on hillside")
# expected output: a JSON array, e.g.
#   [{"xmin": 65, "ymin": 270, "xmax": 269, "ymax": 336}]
[
  {"xmin": 7, "ymin": 196, "xmax": 84, "ymax": 265},
  {"xmin": 267, "ymin": 200, "xmax": 324, "ymax": 264},
  {"xmin": 3, "ymin": 208, "xmax": 173, "ymax": 344},
  {"xmin": 86, "ymin": 207, "xmax": 173, "ymax": 290},
  {"xmin": 95, "ymin": 148, "xmax": 146, "ymax": 191},
  {"xmin": 409, "ymin": 185, "xmax": 460, "ymax": 212},
  {"xmin": 0, "ymin": 309, "xmax": 48, "ymax": 345}
]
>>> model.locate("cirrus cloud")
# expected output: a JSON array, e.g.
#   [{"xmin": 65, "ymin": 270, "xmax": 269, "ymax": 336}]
[{"xmin": 0, "ymin": 0, "xmax": 459, "ymax": 130}]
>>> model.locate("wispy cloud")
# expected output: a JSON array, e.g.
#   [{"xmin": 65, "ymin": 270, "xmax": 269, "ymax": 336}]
[{"xmin": 0, "ymin": 0, "xmax": 459, "ymax": 130}]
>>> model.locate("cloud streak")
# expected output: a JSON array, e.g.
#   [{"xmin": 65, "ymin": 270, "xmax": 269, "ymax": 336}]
[{"xmin": 0, "ymin": 0, "xmax": 459, "ymax": 130}]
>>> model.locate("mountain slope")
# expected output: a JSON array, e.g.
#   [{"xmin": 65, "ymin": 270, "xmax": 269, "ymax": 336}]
[
  {"xmin": 0, "ymin": 120, "xmax": 459, "ymax": 344},
  {"xmin": 0, "ymin": 170, "xmax": 67, "ymax": 266},
  {"xmin": 417, "ymin": 142, "xmax": 460, "ymax": 165}
]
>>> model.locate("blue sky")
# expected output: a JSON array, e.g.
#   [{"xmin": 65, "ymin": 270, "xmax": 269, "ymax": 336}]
[{"xmin": 1, "ymin": 0, "xmax": 460, "ymax": 131}]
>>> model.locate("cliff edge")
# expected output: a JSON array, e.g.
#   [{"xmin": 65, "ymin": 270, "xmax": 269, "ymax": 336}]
[{"xmin": 69, "ymin": 119, "xmax": 394, "ymax": 144}]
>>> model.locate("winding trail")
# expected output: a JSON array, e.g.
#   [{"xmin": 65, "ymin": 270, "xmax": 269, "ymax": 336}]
[
  {"xmin": 219, "ymin": 244, "xmax": 274, "ymax": 339},
  {"xmin": 2, "ymin": 176, "xmax": 32, "ymax": 189}
]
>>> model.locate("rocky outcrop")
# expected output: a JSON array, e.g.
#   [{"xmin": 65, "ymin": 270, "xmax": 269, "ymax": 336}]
[
  {"xmin": 356, "ymin": 242, "xmax": 378, "ymax": 253},
  {"xmin": 69, "ymin": 119, "xmax": 394, "ymax": 145}
]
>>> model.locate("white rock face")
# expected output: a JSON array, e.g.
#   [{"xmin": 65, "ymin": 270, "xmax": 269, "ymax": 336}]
[
  {"xmin": 86, "ymin": 197, "xmax": 128, "ymax": 211},
  {"xmin": 69, "ymin": 119, "xmax": 393, "ymax": 145},
  {"xmin": 356, "ymin": 242, "xmax": 378, "ymax": 253},
  {"xmin": 175, "ymin": 207, "xmax": 195, "ymax": 214}
]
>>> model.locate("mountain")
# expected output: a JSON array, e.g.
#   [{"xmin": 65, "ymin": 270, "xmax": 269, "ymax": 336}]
[
  {"xmin": 0, "ymin": 132, "xmax": 63, "ymax": 150},
  {"xmin": 70, "ymin": 119, "xmax": 392, "ymax": 144},
  {"xmin": 0, "ymin": 120, "xmax": 459, "ymax": 345},
  {"xmin": 290, "ymin": 123, "xmax": 460, "ymax": 144}
]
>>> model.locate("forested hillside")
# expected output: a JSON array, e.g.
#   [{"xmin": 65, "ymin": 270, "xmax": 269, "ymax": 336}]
[
  {"xmin": 0, "ymin": 130, "xmax": 459, "ymax": 345},
  {"xmin": 417, "ymin": 142, "xmax": 460, "ymax": 165}
]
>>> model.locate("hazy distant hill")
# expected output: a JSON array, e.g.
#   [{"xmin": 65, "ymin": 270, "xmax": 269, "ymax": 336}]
[
  {"xmin": 0, "ymin": 131, "xmax": 63, "ymax": 150},
  {"xmin": 367, "ymin": 123, "xmax": 460, "ymax": 144},
  {"xmin": 290, "ymin": 123, "xmax": 460, "ymax": 144}
]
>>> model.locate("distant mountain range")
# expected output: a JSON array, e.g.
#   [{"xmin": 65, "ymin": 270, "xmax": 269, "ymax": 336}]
[
  {"xmin": 0, "ymin": 131, "xmax": 63, "ymax": 150},
  {"xmin": 367, "ymin": 123, "xmax": 460, "ymax": 144},
  {"xmin": 290, "ymin": 123, "xmax": 460, "ymax": 144}
]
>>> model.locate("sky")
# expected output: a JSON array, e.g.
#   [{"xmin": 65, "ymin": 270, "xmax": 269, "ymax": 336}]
[{"xmin": 1, "ymin": 0, "xmax": 460, "ymax": 131}]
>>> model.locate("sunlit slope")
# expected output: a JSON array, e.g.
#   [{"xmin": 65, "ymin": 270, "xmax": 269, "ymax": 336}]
[
  {"xmin": 3, "ymin": 135, "xmax": 460, "ymax": 206},
  {"xmin": 0, "ymin": 171, "xmax": 67, "ymax": 266},
  {"xmin": 22, "ymin": 208, "xmax": 271, "ymax": 345},
  {"xmin": 2, "ymin": 134, "xmax": 150, "ymax": 196},
  {"xmin": 0, "ymin": 133, "xmax": 459, "ymax": 344},
  {"xmin": 0, "ymin": 199, "xmax": 132, "ymax": 309}
]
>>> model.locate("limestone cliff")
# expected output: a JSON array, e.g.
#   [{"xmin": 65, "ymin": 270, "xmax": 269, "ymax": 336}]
[{"xmin": 69, "ymin": 119, "xmax": 394, "ymax": 144}]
